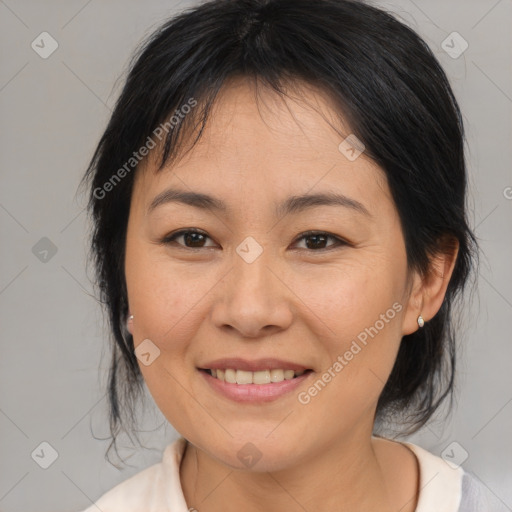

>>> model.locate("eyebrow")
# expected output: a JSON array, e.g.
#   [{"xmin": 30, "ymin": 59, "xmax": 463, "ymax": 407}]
[{"xmin": 147, "ymin": 188, "xmax": 371, "ymax": 218}]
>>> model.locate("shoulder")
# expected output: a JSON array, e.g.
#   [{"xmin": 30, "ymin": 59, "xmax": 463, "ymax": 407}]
[
  {"xmin": 402, "ymin": 441, "xmax": 507, "ymax": 512},
  {"xmin": 78, "ymin": 437, "xmax": 189, "ymax": 512},
  {"xmin": 402, "ymin": 441, "xmax": 464, "ymax": 511}
]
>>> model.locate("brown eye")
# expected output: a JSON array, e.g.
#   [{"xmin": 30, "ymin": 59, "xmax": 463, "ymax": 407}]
[
  {"xmin": 162, "ymin": 229, "xmax": 215, "ymax": 248},
  {"xmin": 162, "ymin": 229, "xmax": 347, "ymax": 252},
  {"xmin": 294, "ymin": 231, "xmax": 347, "ymax": 251}
]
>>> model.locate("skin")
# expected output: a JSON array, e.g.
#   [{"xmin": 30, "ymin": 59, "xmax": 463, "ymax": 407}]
[{"xmin": 124, "ymin": 76, "xmax": 458, "ymax": 512}]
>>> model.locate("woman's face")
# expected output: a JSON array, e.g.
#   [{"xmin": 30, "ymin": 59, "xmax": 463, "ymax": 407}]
[{"xmin": 125, "ymin": 77, "xmax": 422, "ymax": 471}]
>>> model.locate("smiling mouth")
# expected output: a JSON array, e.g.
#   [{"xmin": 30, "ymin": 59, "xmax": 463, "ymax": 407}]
[{"xmin": 199, "ymin": 368, "xmax": 313, "ymax": 385}]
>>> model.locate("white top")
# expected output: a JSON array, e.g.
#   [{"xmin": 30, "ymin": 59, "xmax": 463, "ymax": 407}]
[{"xmin": 80, "ymin": 437, "xmax": 494, "ymax": 512}]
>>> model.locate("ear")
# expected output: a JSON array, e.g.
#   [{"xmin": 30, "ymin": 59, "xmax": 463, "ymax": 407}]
[
  {"xmin": 127, "ymin": 312, "xmax": 134, "ymax": 335},
  {"xmin": 401, "ymin": 236, "xmax": 459, "ymax": 336}
]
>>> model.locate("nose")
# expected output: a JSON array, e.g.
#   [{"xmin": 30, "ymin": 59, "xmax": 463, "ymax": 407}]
[{"xmin": 210, "ymin": 247, "xmax": 294, "ymax": 339}]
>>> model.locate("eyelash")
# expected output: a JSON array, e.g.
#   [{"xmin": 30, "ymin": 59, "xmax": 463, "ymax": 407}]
[{"xmin": 160, "ymin": 229, "xmax": 348, "ymax": 252}]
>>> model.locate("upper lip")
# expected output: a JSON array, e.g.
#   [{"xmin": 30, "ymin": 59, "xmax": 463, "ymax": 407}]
[{"xmin": 199, "ymin": 358, "xmax": 311, "ymax": 372}]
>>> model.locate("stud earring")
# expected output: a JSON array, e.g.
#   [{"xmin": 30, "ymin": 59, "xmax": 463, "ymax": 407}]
[{"xmin": 417, "ymin": 315, "xmax": 424, "ymax": 328}]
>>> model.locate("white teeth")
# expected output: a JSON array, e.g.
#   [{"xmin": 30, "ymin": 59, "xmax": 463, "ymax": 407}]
[
  {"xmin": 253, "ymin": 370, "xmax": 271, "ymax": 384},
  {"xmin": 208, "ymin": 368, "xmax": 307, "ymax": 384},
  {"xmin": 270, "ymin": 369, "xmax": 284, "ymax": 382},
  {"xmin": 224, "ymin": 369, "xmax": 236, "ymax": 384},
  {"xmin": 236, "ymin": 370, "xmax": 253, "ymax": 384}
]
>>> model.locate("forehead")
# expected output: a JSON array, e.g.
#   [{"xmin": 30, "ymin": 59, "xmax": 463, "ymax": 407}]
[
  {"xmin": 134, "ymin": 77, "xmax": 392, "ymax": 215},
  {"xmin": 174, "ymin": 76, "xmax": 355, "ymax": 164}
]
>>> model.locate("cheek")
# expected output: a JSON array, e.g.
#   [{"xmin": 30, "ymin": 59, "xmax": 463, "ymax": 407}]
[
  {"xmin": 296, "ymin": 253, "xmax": 404, "ymax": 339},
  {"xmin": 295, "ymin": 256, "xmax": 405, "ymax": 408},
  {"xmin": 124, "ymin": 244, "xmax": 216, "ymax": 431},
  {"xmin": 125, "ymin": 238, "xmax": 213, "ymax": 344}
]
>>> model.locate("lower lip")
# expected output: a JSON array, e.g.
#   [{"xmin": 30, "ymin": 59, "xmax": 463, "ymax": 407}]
[{"xmin": 199, "ymin": 369, "xmax": 313, "ymax": 403}]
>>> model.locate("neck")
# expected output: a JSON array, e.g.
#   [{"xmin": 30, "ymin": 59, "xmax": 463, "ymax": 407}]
[{"xmin": 179, "ymin": 430, "xmax": 417, "ymax": 512}]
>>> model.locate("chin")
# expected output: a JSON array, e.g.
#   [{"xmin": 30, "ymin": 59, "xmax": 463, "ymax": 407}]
[{"xmin": 194, "ymin": 431, "xmax": 306, "ymax": 472}]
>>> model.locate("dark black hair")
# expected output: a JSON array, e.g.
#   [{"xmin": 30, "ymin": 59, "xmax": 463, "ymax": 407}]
[{"xmin": 80, "ymin": 0, "xmax": 479, "ymax": 461}]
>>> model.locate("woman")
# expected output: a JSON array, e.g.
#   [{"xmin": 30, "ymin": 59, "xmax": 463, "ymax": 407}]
[{"xmin": 80, "ymin": 0, "xmax": 491, "ymax": 510}]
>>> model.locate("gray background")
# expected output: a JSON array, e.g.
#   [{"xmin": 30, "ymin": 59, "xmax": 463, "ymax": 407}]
[{"xmin": 0, "ymin": 0, "xmax": 511, "ymax": 510}]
